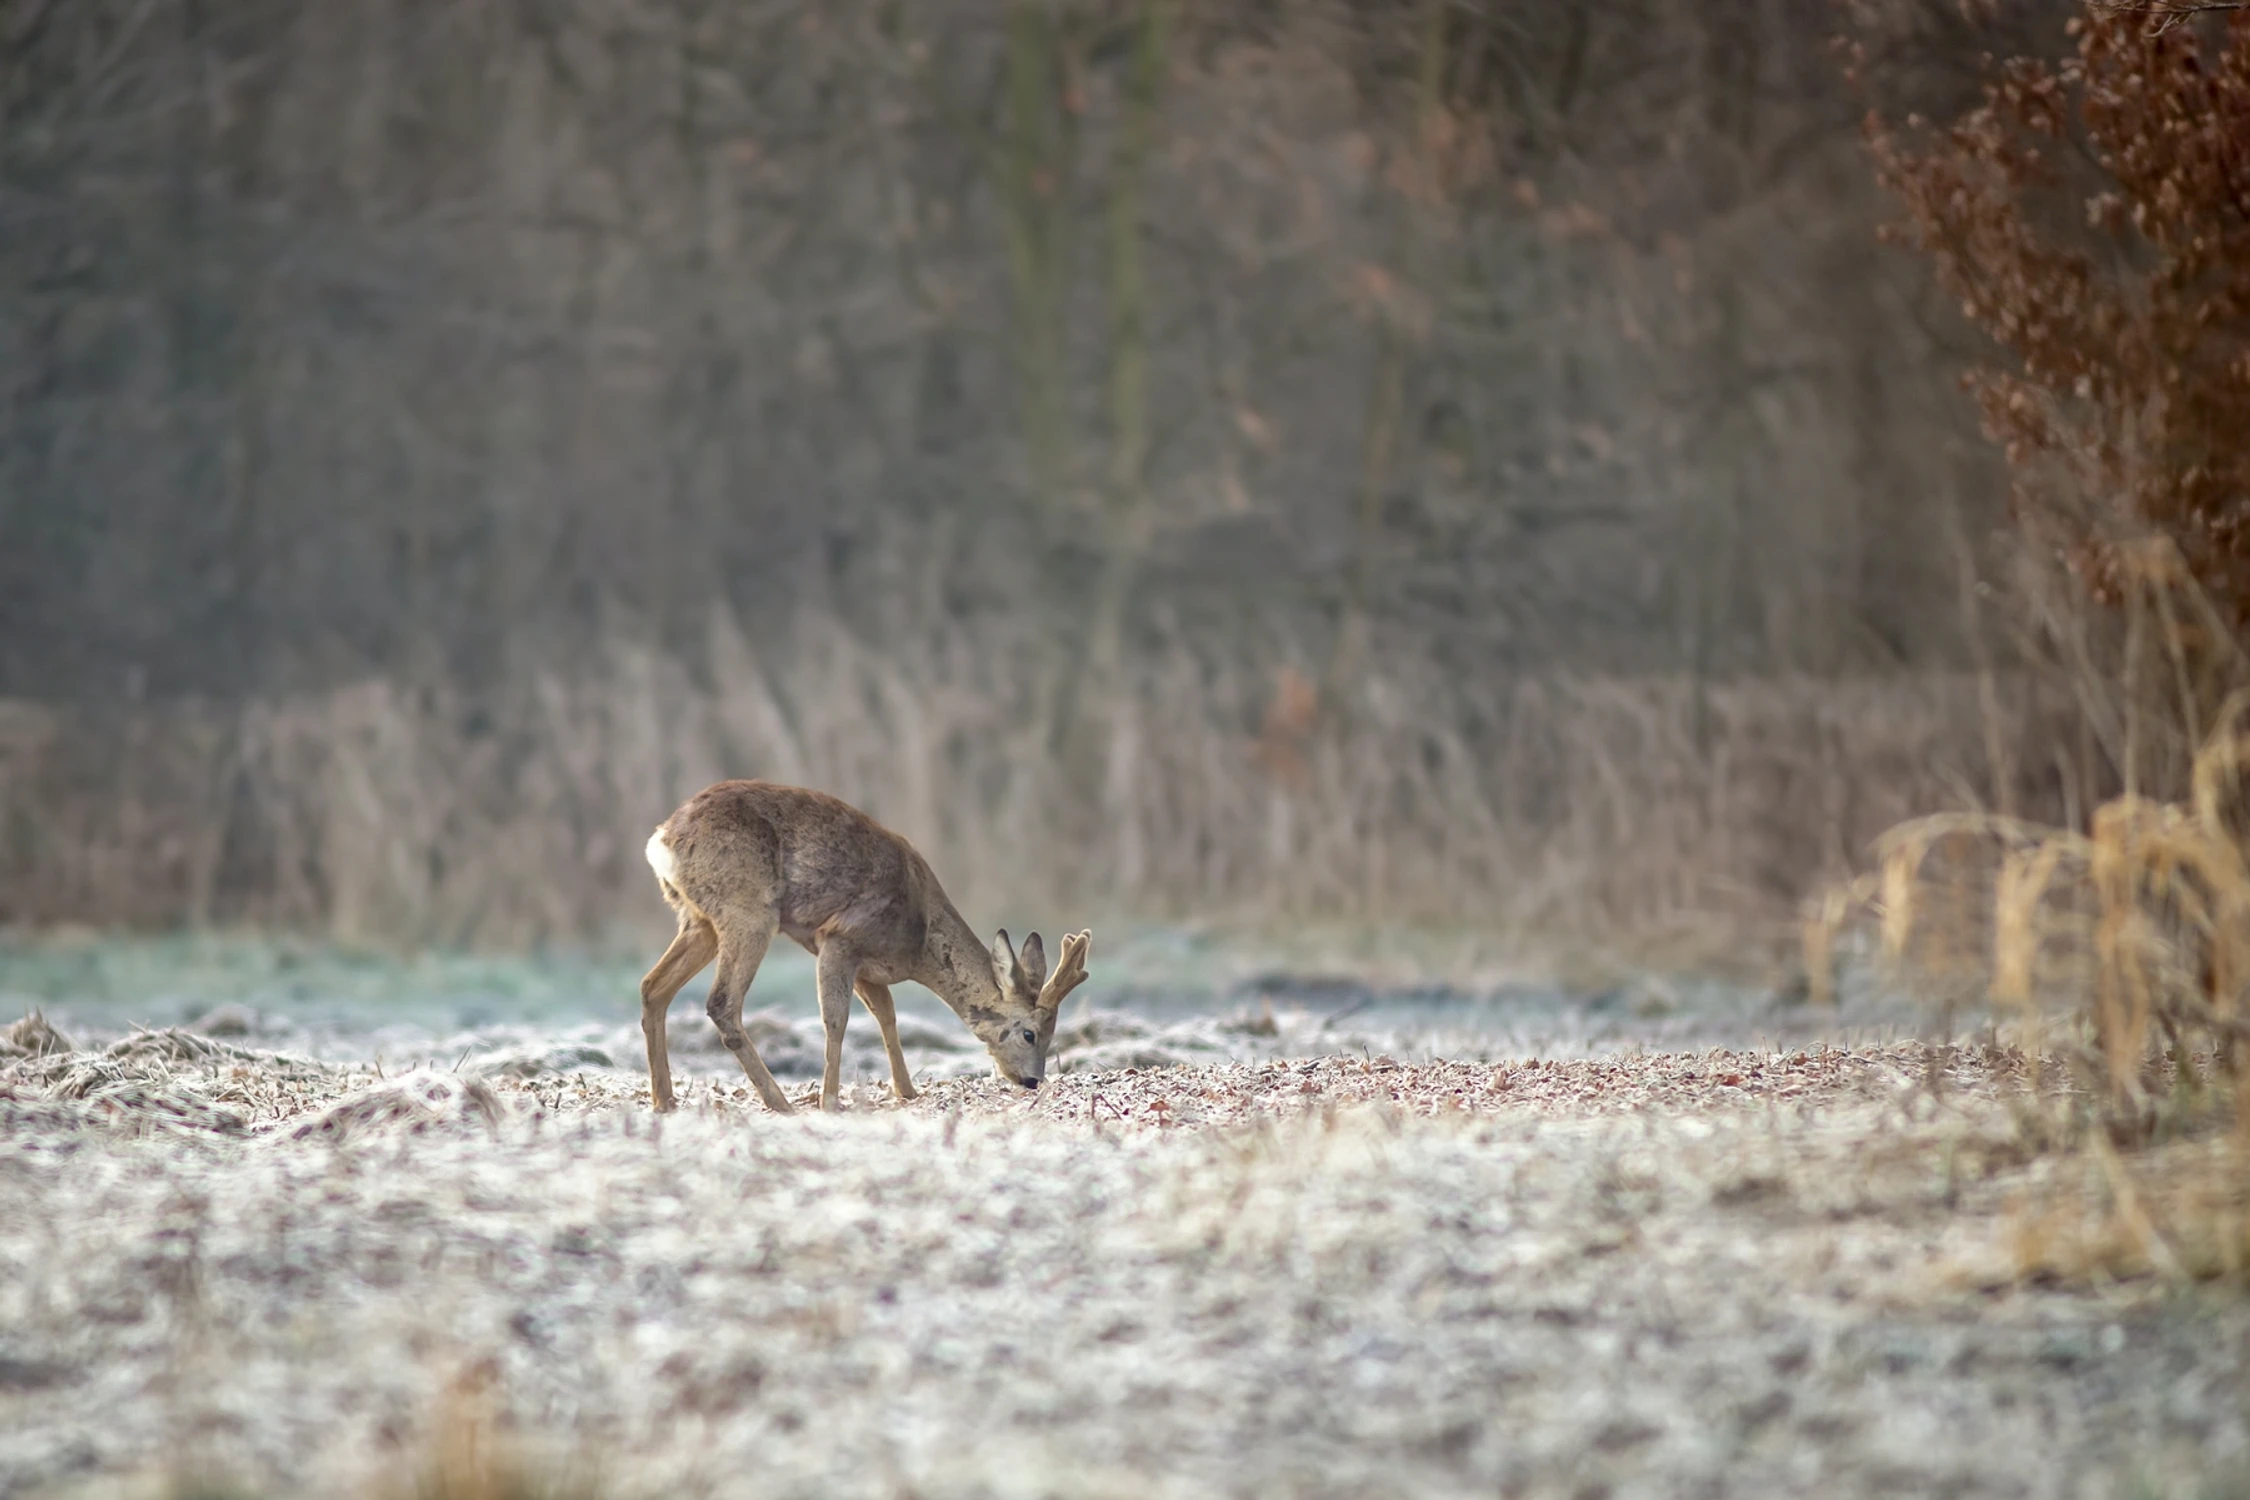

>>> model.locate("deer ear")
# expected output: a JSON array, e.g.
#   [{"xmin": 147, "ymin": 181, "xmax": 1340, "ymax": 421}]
[
  {"xmin": 990, "ymin": 929, "xmax": 1021, "ymax": 986},
  {"xmin": 1017, "ymin": 932, "xmax": 1048, "ymax": 993}
]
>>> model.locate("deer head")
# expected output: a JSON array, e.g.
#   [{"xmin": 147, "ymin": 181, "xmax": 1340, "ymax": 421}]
[{"xmin": 981, "ymin": 928, "xmax": 1091, "ymax": 1088}]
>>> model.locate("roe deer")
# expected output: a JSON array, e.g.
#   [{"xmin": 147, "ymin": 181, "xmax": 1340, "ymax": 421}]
[{"xmin": 638, "ymin": 779, "xmax": 1092, "ymax": 1114}]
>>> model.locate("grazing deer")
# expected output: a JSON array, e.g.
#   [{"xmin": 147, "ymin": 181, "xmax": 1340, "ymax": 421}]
[{"xmin": 638, "ymin": 780, "xmax": 1092, "ymax": 1114}]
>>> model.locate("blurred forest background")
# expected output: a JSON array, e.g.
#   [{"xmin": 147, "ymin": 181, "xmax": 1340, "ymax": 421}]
[{"xmin": 0, "ymin": 0, "xmax": 2088, "ymax": 956}]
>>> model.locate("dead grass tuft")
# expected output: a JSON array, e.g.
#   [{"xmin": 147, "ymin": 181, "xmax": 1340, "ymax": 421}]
[
  {"xmin": 0, "ymin": 1016, "xmax": 372, "ymax": 1138},
  {"xmin": 1, "ymin": 1041, "xmax": 251, "ymax": 1137},
  {"xmin": 1810, "ymin": 694, "xmax": 2250, "ymax": 1134},
  {"xmin": 1807, "ymin": 584, "xmax": 2250, "ymax": 1286},
  {"xmin": 109, "ymin": 1365, "xmax": 607, "ymax": 1500},
  {"xmin": 287, "ymin": 1074, "xmax": 504, "ymax": 1145},
  {"xmin": 2007, "ymin": 1133, "xmax": 2250, "ymax": 1287},
  {"xmin": 0, "ymin": 1008, "xmax": 71, "ymax": 1057},
  {"xmin": 367, "ymin": 1362, "xmax": 605, "ymax": 1500},
  {"xmin": 1812, "ymin": 689, "xmax": 2250, "ymax": 1285}
]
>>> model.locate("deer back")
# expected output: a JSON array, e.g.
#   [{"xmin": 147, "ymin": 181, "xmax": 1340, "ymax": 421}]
[{"xmin": 651, "ymin": 781, "xmax": 941, "ymax": 970}]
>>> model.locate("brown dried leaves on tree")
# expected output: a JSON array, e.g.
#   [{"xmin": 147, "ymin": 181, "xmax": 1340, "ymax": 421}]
[{"xmin": 1863, "ymin": 9, "xmax": 2250, "ymax": 623}]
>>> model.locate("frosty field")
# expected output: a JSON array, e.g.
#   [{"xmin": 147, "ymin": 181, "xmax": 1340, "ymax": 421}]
[{"xmin": 0, "ymin": 934, "xmax": 2242, "ymax": 1499}]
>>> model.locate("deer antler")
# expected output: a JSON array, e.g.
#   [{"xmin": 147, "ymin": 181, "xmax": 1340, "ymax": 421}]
[{"xmin": 1038, "ymin": 930, "xmax": 1091, "ymax": 1013}]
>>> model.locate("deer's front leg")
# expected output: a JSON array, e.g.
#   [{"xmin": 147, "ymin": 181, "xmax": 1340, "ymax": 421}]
[
  {"xmin": 639, "ymin": 916, "xmax": 717, "ymax": 1112},
  {"xmin": 854, "ymin": 978, "xmax": 918, "ymax": 1102},
  {"xmin": 814, "ymin": 944, "xmax": 859, "ymax": 1112}
]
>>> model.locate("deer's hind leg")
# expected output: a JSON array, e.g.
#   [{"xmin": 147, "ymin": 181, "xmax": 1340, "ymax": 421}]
[
  {"xmin": 854, "ymin": 979, "xmax": 918, "ymax": 1102},
  {"xmin": 707, "ymin": 914, "xmax": 794, "ymax": 1115},
  {"xmin": 640, "ymin": 912, "xmax": 717, "ymax": 1113}
]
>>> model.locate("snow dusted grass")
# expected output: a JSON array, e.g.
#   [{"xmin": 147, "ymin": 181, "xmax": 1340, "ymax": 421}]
[{"xmin": 2, "ymin": 1011, "xmax": 2245, "ymax": 1500}]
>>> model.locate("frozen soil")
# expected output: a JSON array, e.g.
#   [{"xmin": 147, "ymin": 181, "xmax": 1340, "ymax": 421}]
[{"xmin": 1, "ymin": 1000, "xmax": 2246, "ymax": 1499}]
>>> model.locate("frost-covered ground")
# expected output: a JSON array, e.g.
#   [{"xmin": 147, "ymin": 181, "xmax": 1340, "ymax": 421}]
[
  {"xmin": 0, "ymin": 934, "xmax": 2243, "ymax": 1499},
  {"xmin": 0, "ymin": 926, "xmax": 1930, "ymax": 1081}
]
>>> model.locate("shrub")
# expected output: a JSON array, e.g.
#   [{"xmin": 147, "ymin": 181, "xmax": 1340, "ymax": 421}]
[{"xmin": 1863, "ymin": 6, "xmax": 2250, "ymax": 636}]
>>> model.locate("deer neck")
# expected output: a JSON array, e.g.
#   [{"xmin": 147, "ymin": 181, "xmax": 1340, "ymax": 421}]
[{"xmin": 918, "ymin": 899, "xmax": 1008, "ymax": 1029}]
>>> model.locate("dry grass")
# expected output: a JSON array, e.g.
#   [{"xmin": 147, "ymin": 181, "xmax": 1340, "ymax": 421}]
[
  {"xmin": 97, "ymin": 1362, "xmax": 606, "ymax": 1500},
  {"xmin": 2004, "ymin": 1132, "xmax": 2250, "ymax": 1287},
  {"xmin": 1810, "ymin": 691, "xmax": 2250, "ymax": 1121},
  {"xmin": 364, "ymin": 1361, "xmax": 605, "ymax": 1500},
  {"xmin": 1, "ymin": 1009, "xmax": 71, "ymax": 1058},
  {"xmin": 1811, "ymin": 666, "xmax": 2250, "ymax": 1287},
  {"xmin": 0, "ymin": 607, "xmax": 2066, "ymax": 964}
]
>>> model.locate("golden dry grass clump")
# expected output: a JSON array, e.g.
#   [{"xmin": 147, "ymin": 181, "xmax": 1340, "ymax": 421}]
[
  {"xmin": 1809, "ymin": 690, "xmax": 2250, "ymax": 1285},
  {"xmin": 2007, "ymin": 1132, "xmax": 2250, "ymax": 1286},
  {"xmin": 364, "ymin": 1361, "xmax": 604, "ymax": 1500},
  {"xmin": 1811, "ymin": 694, "xmax": 2250, "ymax": 1115},
  {"xmin": 147, "ymin": 1362, "xmax": 605, "ymax": 1500}
]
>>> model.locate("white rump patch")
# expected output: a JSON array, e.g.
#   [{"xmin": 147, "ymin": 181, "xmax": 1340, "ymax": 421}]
[{"xmin": 645, "ymin": 828, "xmax": 678, "ymax": 885}]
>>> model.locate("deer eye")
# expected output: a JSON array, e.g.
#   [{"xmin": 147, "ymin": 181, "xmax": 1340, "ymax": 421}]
[{"xmin": 1020, "ymin": 1028, "xmax": 1037, "ymax": 1045}]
